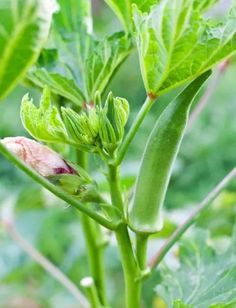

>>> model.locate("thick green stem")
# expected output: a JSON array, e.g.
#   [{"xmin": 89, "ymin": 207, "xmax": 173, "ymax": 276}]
[
  {"xmin": 108, "ymin": 164, "xmax": 141, "ymax": 308},
  {"xmin": 107, "ymin": 165, "xmax": 123, "ymax": 212},
  {"xmin": 115, "ymin": 224, "xmax": 141, "ymax": 308},
  {"xmin": 149, "ymin": 167, "xmax": 236, "ymax": 269},
  {"xmin": 116, "ymin": 96, "xmax": 155, "ymax": 165},
  {"xmin": 136, "ymin": 234, "xmax": 148, "ymax": 271},
  {"xmin": 77, "ymin": 150, "xmax": 108, "ymax": 306}
]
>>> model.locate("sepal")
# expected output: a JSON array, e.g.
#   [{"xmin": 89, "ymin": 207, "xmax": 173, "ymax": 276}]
[{"xmin": 21, "ymin": 87, "xmax": 69, "ymax": 144}]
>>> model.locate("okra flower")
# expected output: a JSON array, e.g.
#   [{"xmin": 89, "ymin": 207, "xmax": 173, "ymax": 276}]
[
  {"xmin": 1, "ymin": 137, "xmax": 102, "ymax": 202},
  {"xmin": 1, "ymin": 137, "xmax": 75, "ymax": 177}
]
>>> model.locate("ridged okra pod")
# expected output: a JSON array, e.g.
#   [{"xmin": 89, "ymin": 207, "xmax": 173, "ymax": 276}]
[{"xmin": 128, "ymin": 71, "xmax": 211, "ymax": 233}]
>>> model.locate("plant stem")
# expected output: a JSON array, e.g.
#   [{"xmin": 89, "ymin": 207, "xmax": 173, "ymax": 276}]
[
  {"xmin": 76, "ymin": 149, "xmax": 88, "ymax": 168},
  {"xmin": 115, "ymin": 224, "xmax": 141, "ymax": 308},
  {"xmin": 0, "ymin": 142, "xmax": 117, "ymax": 230},
  {"xmin": 136, "ymin": 234, "xmax": 148, "ymax": 271},
  {"xmin": 77, "ymin": 150, "xmax": 108, "ymax": 306},
  {"xmin": 116, "ymin": 96, "xmax": 155, "ymax": 165},
  {"xmin": 149, "ymin": 167, "xmax": 236, "ymax": 269},
  {"xmin": 108, "ymin": 164, "xmax": 141, "ymax": 308},
  {"xmin": 81, "ymin": 215, "xmax": 107, "ymax": 306},
  {"xmin": 81, "ymin": 277, "xmax": 101, "ymax": 308},
  {"xmin": 107, "ymin": 165, "xmax": 124, "ymax": 212}
]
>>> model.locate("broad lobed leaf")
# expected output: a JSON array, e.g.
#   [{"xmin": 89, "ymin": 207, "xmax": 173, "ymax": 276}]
[
  {"xmin": 0, "ymin": 0, "xmax": 56, "ymax": 100},
  {"xmin": 104, "ymin": 0, "xmax": 160, "ymax": 32},
  {"xmin": 104, "ymin": 0, "xmax": 218, "ymax": 32},
  {"xmin": 134, "ymin": 0, "xmax": 236, "ymax": 96},
  {"xmin": 156, "ymin": 228, "xmax": 236, "ymax": 308},
  {"xmin": 27, "ymin": 0, "xmax": 132, "ymax": 106}
]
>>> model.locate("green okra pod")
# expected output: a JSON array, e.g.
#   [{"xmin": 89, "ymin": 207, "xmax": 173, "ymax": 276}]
[{"xmin": 128, "ymin": 71, "xmax": 211, "ymax": 234}]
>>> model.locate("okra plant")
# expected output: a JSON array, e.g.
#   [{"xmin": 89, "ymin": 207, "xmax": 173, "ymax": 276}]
[{"xmin": 1, "ymin": 0, "xmax": 236, "ymax": 307}]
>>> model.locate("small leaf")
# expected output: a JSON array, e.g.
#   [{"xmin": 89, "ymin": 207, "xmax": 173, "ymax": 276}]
[
  {"xmin": 85, "ymin": 32, "xmax": 132, "ymax": 101},
  {"xmin": 0, "ymin": 0, "xmax": 56, "ymax": 99},
  {"xmin": 21, "ymin": 87, "xmax": 69, "ymax": 144},
  {"xmin": 134, "ymin": 0, "xmax": 236, "ymax": 96},
  {"xmin": 28, "ymin": 69, "xmax": 85, "ymax": 106},
  {"xmin": 156, "ymin": 228, "xmax": 236, "ymax": 308},
  {"xmin": 128, "ymin": 72, "xmax": 211, "ymax": 233}
]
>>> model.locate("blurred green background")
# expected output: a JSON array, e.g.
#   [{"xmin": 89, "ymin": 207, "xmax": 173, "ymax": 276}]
[{"xmin": 0, "ymin": 0, "xmax": 236, "ymax": 307}]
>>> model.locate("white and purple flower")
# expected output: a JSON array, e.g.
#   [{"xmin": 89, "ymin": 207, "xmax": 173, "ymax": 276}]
[{"xmin": 1, "ymin": 137, "xmax": 75, "ymax": 177}]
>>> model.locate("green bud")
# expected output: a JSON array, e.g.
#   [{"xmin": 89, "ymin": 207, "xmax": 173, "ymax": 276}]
[
  {"xmin": 61, "ymin": 92, "xmax": 129, "ymax": 156},
  {"xmin": 48, "ymin": 163, "xmax": 102, "ymax": 203},
  {"xmin": 98, "ymin": 92, "xmax": 129, "ymax": 155},
  {"xmin": 61, "ymin": 107, "xmax": 99, "ymax": 152}
]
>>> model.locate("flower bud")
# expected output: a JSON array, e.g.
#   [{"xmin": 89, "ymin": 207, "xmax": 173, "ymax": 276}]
[
  {"xmin": 61, "ymin": 107, "xmax": 99, "ymax": 150},
  {"xmin": 1, "ymin": 137, "xmax": 104, "ymax": 203},
  {"xmin": 62, "ymin": 92, "xmax": 129, "ymax": 156},
  {"xmin": 98, "ymin": 92, "xmax": 129, "ymax": 155},
  {"xmin": 1, "ymin": 137, "xmax": 75, "ymax": 177}
]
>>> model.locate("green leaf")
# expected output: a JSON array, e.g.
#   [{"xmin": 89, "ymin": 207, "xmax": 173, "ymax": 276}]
[
  {"xmin": 21, "ymin": 87, "xmax": 69, "ymax": 144},
  {"xmin": 85, "ymin": 32, "xmax": 132, "ymax": 100},
  {"xmin": 0, "ymin": 0, "xmax": 56, "ymax": 99},
  {"xmin": 104, "ymin": 0, "xmax": 132, "ymax": 32},
  {"xmin": 104, "ymin": 0, "xmax": 159, "ymax": 32},
  {"xmin": 134, "ymin": 0, "xmax": 236, "ymax": 97},
  {"xmin": 128, "ymin": 72, "xmax": 211, "ymax": 233},
  {"xmin": 133, "ymin": 0, "xmax": 161, "ymax": 12},
  {"xmin": 104, "ymin": 0, "xmax": 217, "ymax": 32},
  {"xmin": 27, "ymin": 0, "xmax": 132, "ymax": 104},
  {"xmin": 54, "ymin": 0, "xmax": 92, "ymax": 35},
  {"xmin": 193, "ymin": 0, "xmax": 219, "ymax": 11},
  {"xmin": 26, "ymin": 0, "xmax": 91, "ymax": 102},
  {"xmin": 28, "ymin": 69, "xmax": 86, "ymax": 106},
  {"xmin": 52, "ymin": 0, "xmax": 93, "ymax": 79},
  {"xmin": 156, "ymin": 228, "xmax": 236, "ymax": 308}
]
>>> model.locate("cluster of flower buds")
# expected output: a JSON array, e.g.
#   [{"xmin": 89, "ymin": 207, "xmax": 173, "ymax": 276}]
[
  {"xmin": 20, "ymin": 88, "xmax": 129, "ymax": 158},
  {"xmin": 62, "ymin": 92, "xmax": 129, "ymax": 156},
  {"xmin": 1, "ymin": 137, "xmax": 101, "ymax": 202}
]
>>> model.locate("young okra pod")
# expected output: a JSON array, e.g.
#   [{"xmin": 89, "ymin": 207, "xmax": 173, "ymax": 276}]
[{"xmin": 128, "ymin": 71, "xmax": 211, "ymax": 234}]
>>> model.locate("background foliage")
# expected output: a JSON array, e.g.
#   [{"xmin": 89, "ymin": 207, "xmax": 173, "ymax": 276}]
[{"xmin": 0, "ymin": 0, "xmax": 236, "ymax": 307}]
